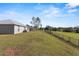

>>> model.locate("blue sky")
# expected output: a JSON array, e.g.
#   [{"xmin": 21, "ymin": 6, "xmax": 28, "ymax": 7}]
[{"xmin": 0, "ymin": 3, "xmax": 79, "ymax": 27}]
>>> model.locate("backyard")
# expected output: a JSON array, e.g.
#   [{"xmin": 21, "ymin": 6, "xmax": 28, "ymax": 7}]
[
  {"xmin": 0, "ymin": 31, "xmax": 79, "ymax": 56},
  {"xmin": 55, "ymin": 31, "xmax": 79, "ymax": 40}
]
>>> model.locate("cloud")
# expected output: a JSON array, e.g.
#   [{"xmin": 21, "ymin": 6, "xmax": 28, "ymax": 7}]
[
  {"xmin": 43, "ymin": 9, "xmax": 50, "ymax": 14},
  {"xmin": 41, "ymin": 7, "xmax": 61, "ymax": 18},
  {"xmin": 68, "ymin": 9, "xmax": 78, "ymax": 13},
  {"xmin": 0, "ymin": 10, "xmax": 33, "ymax": 25},
  {"xmin": 62, "ymin": 13, "xmax": 75, "ymax": 17},
  {"xmin": 40, "ymin": 6, "xmax": 75, "ymax": 18},
  {"xmin": 34, "ymin": 4, "xmax": 61, "ymax": 17},
  {"xmin": 35, "ymin": 4, "xmax": 75, "ymax": 18},
  {"xmin": 66, "ymin": 3, "xmax": 79, "ymax": 8},
  {"xmin": 4, "ymin": 10, "xmax": 17, "ymax": 17},
  {"xmin": 63, "ymin": 3, "xmax": 79, "ymax": 16}
]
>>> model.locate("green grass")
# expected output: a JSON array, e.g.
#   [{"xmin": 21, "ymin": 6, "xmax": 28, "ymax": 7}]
[
  {"xmin": 0, "ymin": 31, "xmax": 79, "ymax": 56},
  {"xmin": 55, "ymin": 31, "xmax": 79, "ymax": 40}
]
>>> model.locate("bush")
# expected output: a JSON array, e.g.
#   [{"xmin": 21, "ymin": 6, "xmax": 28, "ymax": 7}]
[{"xmin": 23, "ymin": 30, "xmax": 27, "ymax": 32}]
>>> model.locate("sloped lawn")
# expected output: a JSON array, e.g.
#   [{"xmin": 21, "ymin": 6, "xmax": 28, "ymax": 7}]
[
  {"xmin": 0, "ymin": 31, "xmax": 79, "ymax": 56},
  {"xmin": 55, "ymin": 31, "xmax": 79, "ymax": 40}
]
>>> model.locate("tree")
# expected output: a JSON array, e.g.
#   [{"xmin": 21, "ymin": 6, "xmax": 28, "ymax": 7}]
[
  {"xmin": 31, "ymin": 16, "xmax": 36, "ymax": 27},
  {"xmin": 62, "ymin": 27, "xmax": 73, "ymax": 32},
  {"xmin": 40, "ymin": 24, "xmax": 42, "ymax": 28},
  {"xmin": 45, "ymin": 25, "xmax": 52, "ymax": 31},
  {"xmin": 31, "ymin": 16, "xmax": 41, "ymax": 30},
  {"xmin": 74, "ymin": 26, "xmax": 79, "ymax": 33}
]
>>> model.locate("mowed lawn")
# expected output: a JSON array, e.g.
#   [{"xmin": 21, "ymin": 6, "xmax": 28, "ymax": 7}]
[
  {"xmin": 0, "ymin": 31, "xmax": 79, "ymax": 56},
  {"xmin": 55, "ymin": 31, "xmax": 79, "ymax": 40}
]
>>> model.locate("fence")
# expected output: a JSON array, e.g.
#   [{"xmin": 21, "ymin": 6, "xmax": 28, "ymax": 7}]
[{"xmin": 45, "ymin": 30, "xmax": 79, "ymax": 48}]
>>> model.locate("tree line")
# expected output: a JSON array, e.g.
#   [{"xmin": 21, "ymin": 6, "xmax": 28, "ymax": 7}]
[
  {"xmin": 44, "ymin": 25, "xmax": 79, "ymax": 33},
  {"xmin": 26, "ymin": 16, "xmax": 79, "ymax": 33}
]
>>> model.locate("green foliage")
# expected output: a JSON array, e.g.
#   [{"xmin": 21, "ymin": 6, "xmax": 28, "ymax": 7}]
[
  {"xmin": 31, "ymin": 17, "xmax": 41, "ymax": 30},
  {"xmin": 45, "ymin": 25, "xmax": 52, "ymax": 31}
]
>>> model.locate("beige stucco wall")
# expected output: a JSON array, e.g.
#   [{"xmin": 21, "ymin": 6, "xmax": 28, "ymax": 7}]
[{"xmin": 14, "ymin": 25, "xmax": 25, "ymax": 34}]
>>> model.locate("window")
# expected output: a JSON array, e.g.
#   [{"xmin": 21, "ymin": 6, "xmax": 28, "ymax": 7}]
[{"xmin": 18, "ymin": 26, "xmax": 20, "ymax": 32}]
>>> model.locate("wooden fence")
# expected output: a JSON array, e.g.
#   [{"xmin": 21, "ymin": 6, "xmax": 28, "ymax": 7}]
[{"xmin": 45, "ymin": 30, "xmax": 79, "ymax": 48}]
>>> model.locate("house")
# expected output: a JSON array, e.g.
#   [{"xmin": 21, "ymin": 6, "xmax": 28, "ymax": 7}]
[
  {"xmin": 26, "ymin": 25, "xmax": 30, "ymax": 32},
  {"xmin": 26, "ymin": 25, "xmax": 33, "ymax": 32},
  {"xmin": 0, "ymin": 19, "xmax": 27, "ymax": 34}
]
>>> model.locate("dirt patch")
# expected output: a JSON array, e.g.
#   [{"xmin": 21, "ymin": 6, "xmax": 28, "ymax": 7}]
[{"xmin": 4, "ymin": 47, "xmax": 23, "ymax": 56}]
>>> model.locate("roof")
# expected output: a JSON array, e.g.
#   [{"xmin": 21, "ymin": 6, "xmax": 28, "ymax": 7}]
[{"xmin": 0, "ymin": 19, "xmax": 26, "ymax": 27}]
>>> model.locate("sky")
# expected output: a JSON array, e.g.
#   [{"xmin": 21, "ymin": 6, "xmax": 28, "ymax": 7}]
[{"xmin": 0, "ymin": 3, "xmax": 79, "ymax": 27}]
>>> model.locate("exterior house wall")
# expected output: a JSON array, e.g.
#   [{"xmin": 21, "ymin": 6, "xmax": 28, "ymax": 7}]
[
  {"xmin": 14, "ymin": 25, "xmax": 25, "ymax": 34},
  {"xmin": 25, "ymin": 27, "xmax": 30, "ymax": 32},
  {"xmin": 0, "ymin": 25, "xmax": 14, "ymax": 34},
  {"xmin": 0, "ymin": 25, "xmax": 26, "ymax": 34},
  {"xmin": 0, "ymin": 20, "xmax": 27, "ymax": 34}
]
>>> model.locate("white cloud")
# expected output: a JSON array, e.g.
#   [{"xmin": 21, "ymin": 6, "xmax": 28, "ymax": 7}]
[
  {"xmin": 0, "ymin": 10, "xmax": 33, "ymax": 25},
  {"xmin": 43, "ymin": 10, "xmax": 50, "ymax": 14},
  {"xmin": 42, "ymin": 7, "xmax": 75, "ymax": 17},
  {"xmin": 64, "ymin": 3, "xmax": 78, "ymax": 15},
  {"xmin": 68, "ymin": 9, "xmax": 78, "ymax": 13},
  {"xmin": 34, "ymin": 4, "xmax": 61, "ymax": 17},
  {"xmin": 66, "ymin": 3, "xmax": 79, "ymax": 8},
  {"xmin": 52, "ymin": 10, "xmax": 59, "ymax": 14},
  {"xmin": 62, "ymin": 13, "xmax": 75, "ymax": 17},
  {"xmin": 41, "ymin": 7, "xmax": 61, "ymax": 18},
  {"xmin": 35, "ymin": 4, "xmax": 77, "ymax": 19}
]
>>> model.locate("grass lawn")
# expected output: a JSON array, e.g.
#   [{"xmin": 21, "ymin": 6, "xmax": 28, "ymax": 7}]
[
  {"xmin": 0, "ymin": 31, "xmax": 79, "ymax": 56},
  {"xmin": 55, "ymin": 31, "xmax": 79, "ymax": 40}
]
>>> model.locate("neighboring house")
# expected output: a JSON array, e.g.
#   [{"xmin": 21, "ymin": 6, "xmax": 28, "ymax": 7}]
[
  {"xmin": 0, "ymin": 19, "xmax": 26, "ymax": 34},
  {"xmin": 26, "ymin": 25, "xmax": 30, "ymax": 32},
  {"xmin": 26, "ymin": 25, "xmax": 33, "ymax": 32}
]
